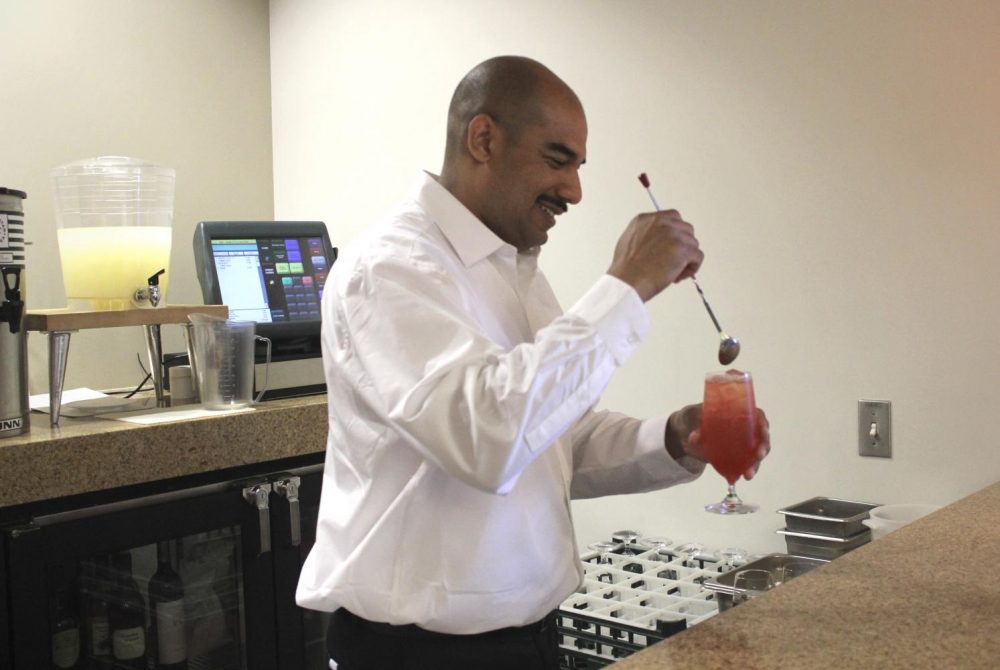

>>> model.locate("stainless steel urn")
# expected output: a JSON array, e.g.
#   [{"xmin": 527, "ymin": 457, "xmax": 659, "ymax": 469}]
[{"xmin": 0, "ymin": 187, "xmax": 28, "ymax": 438}]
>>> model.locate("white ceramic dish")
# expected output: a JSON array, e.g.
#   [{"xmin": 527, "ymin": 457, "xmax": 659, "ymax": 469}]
[{"xmin": 862, "ymin": 504, "xmax": 941, "ymax": 539}]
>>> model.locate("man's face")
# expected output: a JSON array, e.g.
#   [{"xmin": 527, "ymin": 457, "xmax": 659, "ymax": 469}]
[{"xmin": 481, "ymin": 92, "xmax": 587, "ymax": 251}]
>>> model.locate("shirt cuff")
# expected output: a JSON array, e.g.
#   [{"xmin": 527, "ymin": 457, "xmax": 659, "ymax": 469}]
[
  {"xmin": 638, "ymin": 417, "xmax": 706, "ymax": 479},
  {"xmin": 567, "ymin": 274, "xmax": 649, "ymax": 365}
]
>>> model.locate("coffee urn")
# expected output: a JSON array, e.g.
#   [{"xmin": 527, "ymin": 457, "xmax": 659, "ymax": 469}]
[{"xmin": 0, "ymin": 187, "xmax": 28, "ymax": 438}]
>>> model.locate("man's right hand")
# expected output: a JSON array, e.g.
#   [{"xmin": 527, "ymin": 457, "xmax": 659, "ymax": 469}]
[{"xmin": 607, "ymin": 210, "xmax": 704, "ymax": 302}]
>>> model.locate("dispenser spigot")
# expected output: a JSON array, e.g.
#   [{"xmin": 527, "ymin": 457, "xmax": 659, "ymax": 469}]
[
  {"xmin": 0, "ymin": 267, "xmax": 24, "ymax": 334},
  {"xmin": 133, "ymin": 268, "xmax": 166, "ymax": 308}
]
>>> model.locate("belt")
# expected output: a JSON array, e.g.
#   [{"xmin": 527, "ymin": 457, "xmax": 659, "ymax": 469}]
[{"xmin": 342, "ymin": 608, "xmax": 555, "ymax": 640}]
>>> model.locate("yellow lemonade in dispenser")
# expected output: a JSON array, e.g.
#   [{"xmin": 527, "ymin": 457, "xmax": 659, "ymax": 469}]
[{"xmin": 57, "ymin": 226, "xmax": 172, "ymax": 310}]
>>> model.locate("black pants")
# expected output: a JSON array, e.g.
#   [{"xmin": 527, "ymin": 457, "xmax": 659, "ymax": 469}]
[{"xmin": 327, "ymin": 607, "xmax": 560, "ymax": 670}]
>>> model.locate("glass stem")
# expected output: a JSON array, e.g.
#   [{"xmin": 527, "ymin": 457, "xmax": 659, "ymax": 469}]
[{"xmin": 724, "ymin": 485, "xmax": 741, "ymax": 504}]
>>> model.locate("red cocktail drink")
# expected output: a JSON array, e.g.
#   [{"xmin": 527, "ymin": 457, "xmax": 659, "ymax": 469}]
[{"xmin": 702, "ymin": 370, "xmax": 759, "ymax": 514}]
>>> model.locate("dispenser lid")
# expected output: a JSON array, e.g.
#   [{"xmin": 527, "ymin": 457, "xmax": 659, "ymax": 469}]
[
  {"xmin": 0, "ymin": 187, "xmax": 27, "ymax": 199},
  {"xmin": 51, "ymin": 156, "xmax": 175, "ymax": 179}
]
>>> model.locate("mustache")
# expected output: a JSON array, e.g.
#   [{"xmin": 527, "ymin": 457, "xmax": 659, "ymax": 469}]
[{"xmin": 537, "ymin": 195, "xmax": 569, "ymax": 214}]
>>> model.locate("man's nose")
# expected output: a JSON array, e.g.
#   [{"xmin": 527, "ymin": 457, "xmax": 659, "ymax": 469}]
[{"xmin": 559, "ymin": 170, "xmax": 583, "ymax": 205}]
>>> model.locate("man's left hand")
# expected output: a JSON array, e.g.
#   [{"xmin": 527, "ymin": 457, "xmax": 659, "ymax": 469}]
[{"xmin": 666, "ymin": 404, "xmax": 771, "ymax": 480}]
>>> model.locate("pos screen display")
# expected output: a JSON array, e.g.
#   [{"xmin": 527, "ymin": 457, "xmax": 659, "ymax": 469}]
[{"xmin": 193, "ymin": 221, "xmax": 338, "ymax": 357}]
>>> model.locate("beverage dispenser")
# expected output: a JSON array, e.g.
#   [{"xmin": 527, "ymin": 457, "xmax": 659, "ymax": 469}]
[
  {"xmin": 51, "ymin": 156, "xmax": 175, "ymax": 310},
  {"xmin": 0, "ymin": 187, "xmax": 29, "ymax": 438}
]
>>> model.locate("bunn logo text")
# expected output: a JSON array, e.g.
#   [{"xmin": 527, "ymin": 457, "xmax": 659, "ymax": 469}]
[{"xmin": 1, "ymin": 417, "xmax": 24, "ymax": 432}]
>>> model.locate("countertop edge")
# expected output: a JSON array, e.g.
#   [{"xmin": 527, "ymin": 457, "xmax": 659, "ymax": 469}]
[{"xmin": 0, "ymin": 395, "xmax": 329, "ymax": 508}]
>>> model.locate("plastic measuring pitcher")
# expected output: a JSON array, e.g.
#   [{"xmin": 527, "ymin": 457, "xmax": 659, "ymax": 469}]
[{"xmin": 190, "ymin": 318, "xmax": 271, "ymax": 410}]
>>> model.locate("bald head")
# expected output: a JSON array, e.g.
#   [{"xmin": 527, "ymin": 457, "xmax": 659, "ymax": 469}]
[
  {"xmin": 443, "ymin": 56, "xmax": 580, "ymax": 166},
  {"xmin": 438, "ymin": 57, "xmax": 587, "ymax": 250}
]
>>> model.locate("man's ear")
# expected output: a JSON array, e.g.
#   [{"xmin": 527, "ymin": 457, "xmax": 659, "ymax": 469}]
[{"xmin": 466, "ymin": 113, "xmax": 498, "ymax": 163}]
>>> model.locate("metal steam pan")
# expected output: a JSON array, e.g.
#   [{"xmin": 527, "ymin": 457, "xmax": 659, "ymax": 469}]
[
  {"xmin": 776, "ymin": 527, "xmax": 871, "ymax": 560},
  {"xmin": 703, "ymin": 553, "xmax": 828, "ymax": 612},
  {"xmin": 777, "ymin": 497, "xmax": 881, "ymax": 538}
]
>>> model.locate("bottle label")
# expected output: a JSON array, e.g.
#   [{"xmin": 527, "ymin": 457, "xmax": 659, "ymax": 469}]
[
  {"xmin": 155, "ymin": 599, "xmax": 188, "ymax": 663},
  {"xmin": 112, "ymin": 626, "xmax": 145, "ymax": 660},
  {"xmin": 52, "ymin": 628, "xmax": 81, "ymax": 668},
  {"xmin": 88, "ymin": 619, "xmax": 111, "ymax": 655}
]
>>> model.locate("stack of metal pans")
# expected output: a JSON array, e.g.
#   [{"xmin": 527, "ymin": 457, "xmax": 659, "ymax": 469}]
[{"xmin": 775, "ymin": 497, "xmax": 880, "ymax": 560}]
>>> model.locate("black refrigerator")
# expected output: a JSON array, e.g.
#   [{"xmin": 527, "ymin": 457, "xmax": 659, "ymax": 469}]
[{"xmin": 0, "ymin": 461, "xmax": 328, "ymax": 670}]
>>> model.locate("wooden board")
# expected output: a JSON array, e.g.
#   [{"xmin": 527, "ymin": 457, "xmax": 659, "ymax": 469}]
[{"xmin": 24, "ymin": 304, "xmax": 229, "ymax": 332}]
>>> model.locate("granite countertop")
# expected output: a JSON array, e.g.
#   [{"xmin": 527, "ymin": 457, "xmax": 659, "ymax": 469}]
[
  {"xmin": 0, "ymin": 395, "xmax": 328, "ymax": 509},
  {"xmin": 613, "ymin": 480, "xmax": 1000, "ymax": 669}
]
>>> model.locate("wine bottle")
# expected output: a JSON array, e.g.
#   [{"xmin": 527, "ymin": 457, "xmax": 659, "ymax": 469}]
[
  {"xmin": 108, "ymin": 552, "xmax": 146, "ymax": 669},
  {"xmin": 148, "ymin": 541, "xmax": 188, "ymax": 669},
  {"xmin": 80, "ymin": 556, "xmax": 112, "ymax": 669},
  {"xmin": 50, "ymin": 570, "xmax": 81, "ymax": 669}
]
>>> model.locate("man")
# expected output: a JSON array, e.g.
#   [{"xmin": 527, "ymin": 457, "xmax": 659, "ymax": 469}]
[{"xmin": 297, "ymin": 56, "xmax": 770, "ymax": 669}]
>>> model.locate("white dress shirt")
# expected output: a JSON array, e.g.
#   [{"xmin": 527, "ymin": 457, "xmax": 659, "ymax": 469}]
[{"xmin": 296, "ymin": 172, "xmax": 703, "ymax": 634}]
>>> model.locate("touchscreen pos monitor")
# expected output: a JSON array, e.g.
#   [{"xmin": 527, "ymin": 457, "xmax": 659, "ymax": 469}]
[{"xmin": 193, "ymin": 221, "xmax": 338, "ymax": 359}]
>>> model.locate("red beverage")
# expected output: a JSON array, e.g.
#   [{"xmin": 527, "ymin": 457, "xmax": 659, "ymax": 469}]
[{"xmin": 701, "ymin": 371, "xmax": 757, "ymax": 485}]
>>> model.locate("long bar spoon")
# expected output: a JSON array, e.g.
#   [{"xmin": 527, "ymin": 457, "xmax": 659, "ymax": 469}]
[{"xmin": 638, "ymin": 173, "xmax": 741, "ymax": 366}]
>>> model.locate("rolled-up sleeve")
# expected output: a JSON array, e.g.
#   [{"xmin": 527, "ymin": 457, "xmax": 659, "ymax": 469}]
[{"xmin": 568, "ymin": 412, "xmax": 705, "ymax": 499}]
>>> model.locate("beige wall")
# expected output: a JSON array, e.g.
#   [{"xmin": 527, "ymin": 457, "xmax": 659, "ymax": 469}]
[
  {"xmin": 270, "ymin": 0, "xmax": 1000, "ymax": 554},
  {"xmin": 4, "ymin": 0, "xmax": 993, "ymax": 556},
  {"xmin": 0, "ymin": 0, "xmax": 274, "ymax": 392}
]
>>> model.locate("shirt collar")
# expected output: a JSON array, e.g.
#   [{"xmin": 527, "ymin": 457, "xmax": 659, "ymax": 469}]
[{"xmin": 414, "ymin": 171, "xmax": 537, "ymax": 267}]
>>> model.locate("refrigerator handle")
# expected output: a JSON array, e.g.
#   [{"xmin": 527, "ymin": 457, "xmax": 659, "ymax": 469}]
[
  {"xmin": 242, "ymin": 482, "xmax": 273, "ymax": 555},
  {"xmin": 273, "ymin": 476, "xmax": 302, "ymax": 547}
]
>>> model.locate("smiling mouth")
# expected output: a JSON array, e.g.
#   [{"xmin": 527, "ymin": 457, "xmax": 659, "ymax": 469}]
[{"xmin": 537, "ymin": 197, "xmax": 567, "ymax": 226}]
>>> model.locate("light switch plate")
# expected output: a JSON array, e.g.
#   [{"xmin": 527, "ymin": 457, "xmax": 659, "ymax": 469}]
[{"xmin": 859, "ymin": 400, "xmax": 892, "ymax": 458}]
